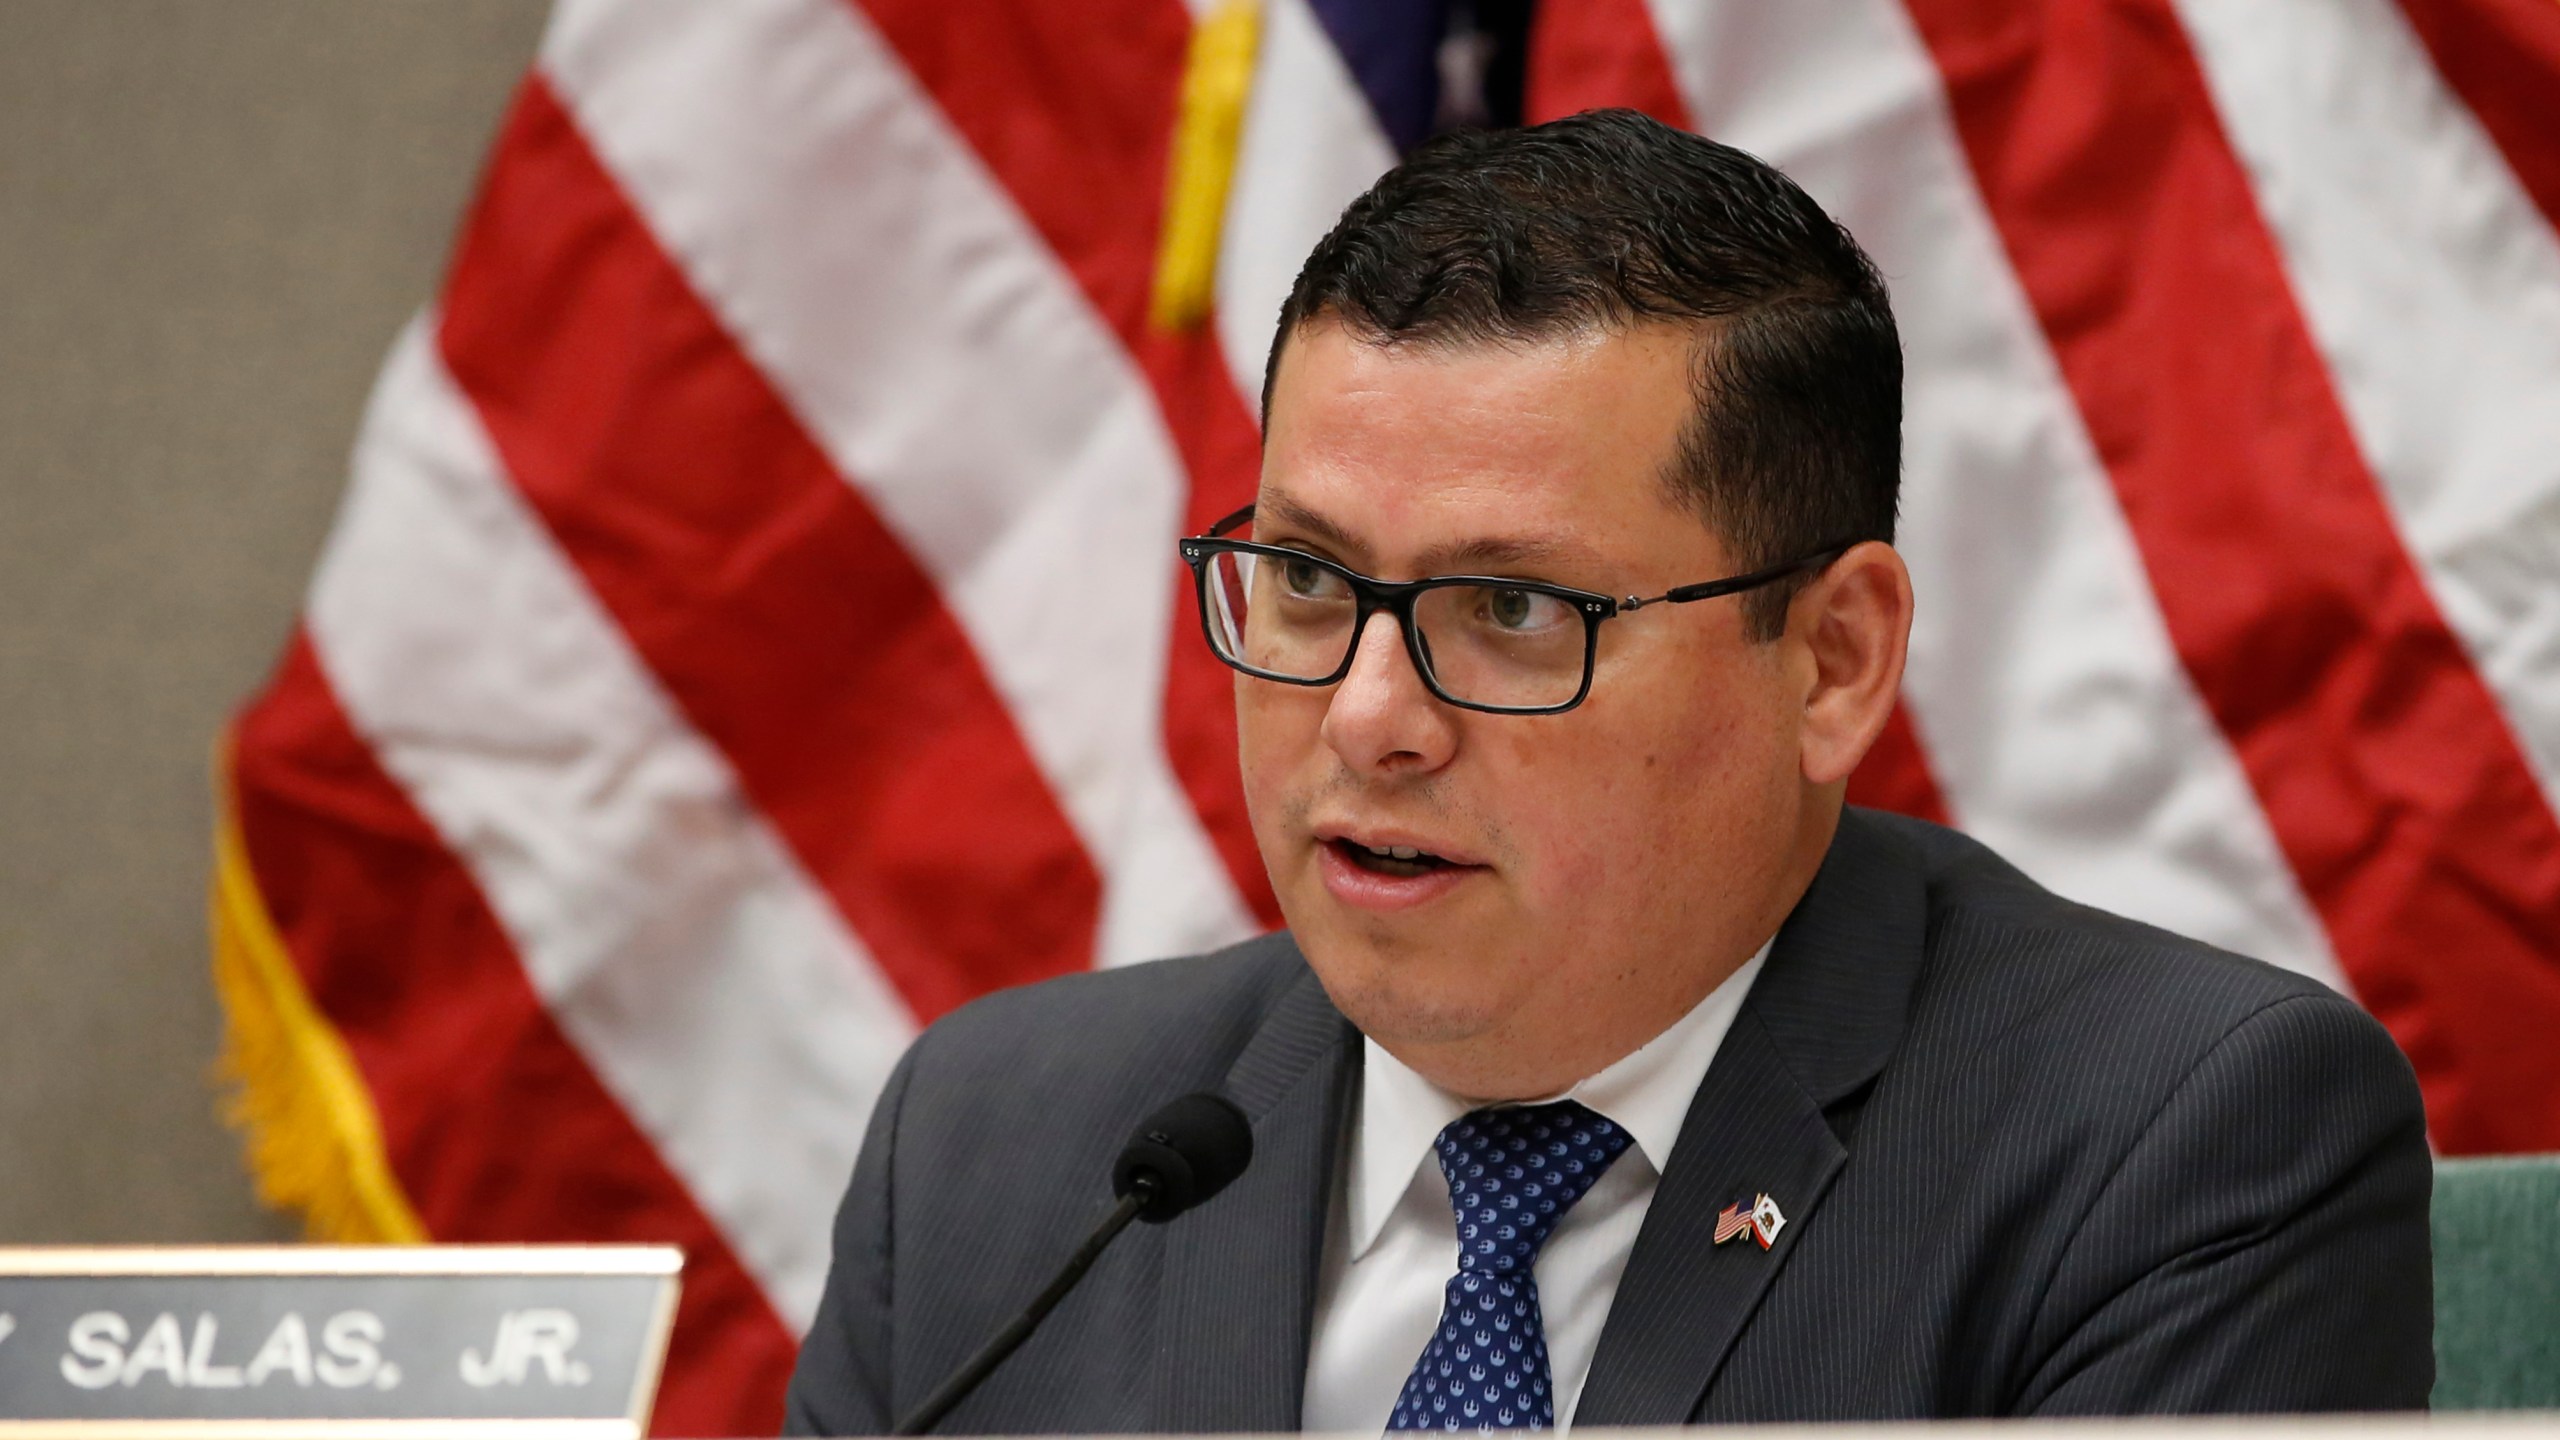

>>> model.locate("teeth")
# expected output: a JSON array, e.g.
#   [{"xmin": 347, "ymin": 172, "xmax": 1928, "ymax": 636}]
[{"xmin": 1361, "ymin": 843, "xmax": 1425, "ymax": 861}]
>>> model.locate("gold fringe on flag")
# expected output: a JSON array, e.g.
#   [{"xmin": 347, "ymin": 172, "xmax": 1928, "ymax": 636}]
[
  {"xmin": 1150, "ymin": 0, "xmax": 1264, "ymax": 332},
  {"xmin": 209, "ymin": 730, "xmax": 426, "ymax": 1244}
]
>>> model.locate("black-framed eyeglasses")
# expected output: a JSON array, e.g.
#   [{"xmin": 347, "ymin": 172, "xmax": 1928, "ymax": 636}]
[{"xmin": 1177, "ymin": 504, "xmax": 1851, "ymax": 715}]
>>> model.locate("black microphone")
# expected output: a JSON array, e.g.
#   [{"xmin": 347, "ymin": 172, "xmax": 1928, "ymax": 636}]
[{"xmin": 892, "ymin": 1092, "xmax": 1253, "ymax": 1435}]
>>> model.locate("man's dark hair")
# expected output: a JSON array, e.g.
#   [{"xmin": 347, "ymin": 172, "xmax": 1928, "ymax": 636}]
[{"xmin": 1267, "ymin": 109, "xmax": 1901, "ymax": 640}]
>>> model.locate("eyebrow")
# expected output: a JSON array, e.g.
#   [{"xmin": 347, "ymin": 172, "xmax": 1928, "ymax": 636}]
[{"xmin": 1254, "ymin": 491, "xmax": 1601, "ymax": 577}]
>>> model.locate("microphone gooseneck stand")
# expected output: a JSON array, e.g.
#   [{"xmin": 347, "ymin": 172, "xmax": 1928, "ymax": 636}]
[
  {"xmin": 890, "ymin": 1092, "xmax": 1254, "ymax": 1436},
  {"xmin": 890, "ymin": 1183, "xmax": 1153, "ymax": 1437}
]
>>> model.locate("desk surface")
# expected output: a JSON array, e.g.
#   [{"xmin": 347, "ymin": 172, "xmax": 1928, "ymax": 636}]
[{"xmin": 0, "ymin": 1416, "xmax": 2552, "ymax": 1439}]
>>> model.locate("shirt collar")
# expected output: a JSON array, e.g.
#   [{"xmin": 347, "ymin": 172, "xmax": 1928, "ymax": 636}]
[{"xmin": 1345, "ymin": 940, "xmax": 1772, "ymax": 1261}]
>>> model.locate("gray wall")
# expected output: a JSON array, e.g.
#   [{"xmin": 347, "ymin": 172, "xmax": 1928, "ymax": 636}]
[{"xmin": 1, "ymin": 2, "xmax": 548, "ymax": 1241}]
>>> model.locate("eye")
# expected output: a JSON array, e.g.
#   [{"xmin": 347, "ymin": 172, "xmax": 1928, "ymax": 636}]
[
  {"xmin": 1279, "ymin": 555, "xmax": 1345, "ymax": 600},
  {"xmin": 1481, "ymin": 586, "xmax": 1570, "ymax": 632}
]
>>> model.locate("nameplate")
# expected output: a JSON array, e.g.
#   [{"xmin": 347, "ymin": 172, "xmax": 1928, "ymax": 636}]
[{"xmin": 0, "ymin": 1246, "xmax": 680, "ymax": 1439}]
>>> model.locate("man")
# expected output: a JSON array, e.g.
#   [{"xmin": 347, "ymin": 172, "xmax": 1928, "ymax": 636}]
[{"xmin": 785, "ymin": 110, "xmax": 2431, "ymax": 1434}]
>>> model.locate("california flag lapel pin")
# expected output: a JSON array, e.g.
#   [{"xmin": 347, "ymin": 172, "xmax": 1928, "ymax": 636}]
[{"xmin": 1749, "ymin": 1192, "xmax": 1787, "ymax": 1249}]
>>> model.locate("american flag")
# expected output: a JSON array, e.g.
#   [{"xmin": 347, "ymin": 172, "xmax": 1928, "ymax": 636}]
[
  {"xmin": 1714, "ymin": 1200, "xmax": 1755, "ymax": 1247},
  {"xmin": 213, "ymin": 0, "xmax": 2560, "ymax": 1432}
]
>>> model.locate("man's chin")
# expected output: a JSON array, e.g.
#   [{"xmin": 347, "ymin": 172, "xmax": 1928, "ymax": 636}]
[{"xmin": 1296, "ymin": 939, "xmax": 1512, "ymax": 1050}]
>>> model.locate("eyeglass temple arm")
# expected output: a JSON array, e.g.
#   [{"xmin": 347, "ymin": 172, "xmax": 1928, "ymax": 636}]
[
  {"xmin": 1619, "ymin": 543, "xmax": 1855, "ymax": 612},
  {"xmin": 1204, "ymin": 503, "xmax": 1256, "ymax": 538}
]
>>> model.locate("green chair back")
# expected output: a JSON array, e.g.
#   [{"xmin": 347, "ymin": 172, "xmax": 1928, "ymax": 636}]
[{"xmin": 2433, "ymin": 1153, "xmax": 2560, "ymax": 1409}]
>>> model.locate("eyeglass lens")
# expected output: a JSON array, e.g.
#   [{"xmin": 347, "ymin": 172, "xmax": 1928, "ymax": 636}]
[{"xmin": 1202, "ymin": 550, "xmax": 1586, "ymax": 710}]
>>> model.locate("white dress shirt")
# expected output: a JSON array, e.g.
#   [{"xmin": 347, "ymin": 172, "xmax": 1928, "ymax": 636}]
[{"xmin": 1301, "ymin": 943, "xmax": 1770, "ymax": 1434}]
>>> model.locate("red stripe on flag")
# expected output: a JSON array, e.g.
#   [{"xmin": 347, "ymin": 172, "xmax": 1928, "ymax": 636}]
[
  {"xmin": 231, "ymin": 634, "xmax": 794, "ymax": 1437},
  {"xmin": 1525, "ymin": 0, "xmax": 1688, "ymax": 126},
  {"xmin": 2394, "ymin": 0, "xmax": 2560, "ymax": 236},
  {"xmin": 1526, "ymin": 3, "xmax": 1957, "ymax": 829},
  {"xmin": 439, "ymin": 79, "xmax": 1102, "ymax": 1022},
  {"xmin": 1845, "ymin": 699, "xmax": 1954, "ymax": 827},
  {"xmin": 1901, "ymin": 0, "xmax": 2560, "ymax": 1153},
  {"xmin": 851, "ymin": 0, "xmax": 1281, "ymax": 928}
]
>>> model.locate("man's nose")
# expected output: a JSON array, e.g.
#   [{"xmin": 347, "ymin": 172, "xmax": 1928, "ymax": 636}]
[{"xmin": 1320, "ymin": 611, "xmax": 1459, "ymax": 774}]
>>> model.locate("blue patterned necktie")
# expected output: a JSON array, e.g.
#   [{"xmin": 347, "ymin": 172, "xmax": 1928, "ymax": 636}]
[{"xmin": 1387, "ymin": 1100, "xmax": 1633, "ymax": 1432}]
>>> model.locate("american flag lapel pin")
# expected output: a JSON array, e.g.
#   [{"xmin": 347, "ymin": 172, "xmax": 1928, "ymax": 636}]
[
  {"xmin": 1749, "ymin": 1192, "xmax": 1787, "ymax": 1249},
  {"xmin": 1713, "ymin": 1197, "xmax": 1756, "ymax": 1246}
]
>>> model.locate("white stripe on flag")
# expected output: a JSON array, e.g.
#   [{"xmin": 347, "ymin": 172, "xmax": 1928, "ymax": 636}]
[
  {"xmin": 1214, "ymin": 0, "xmax": 1401, "ymax": 411},
  {"xmin": 540, "ymin": 0, "xmax": 1256, "ymax": 968},
  {"xmin": 2173, "ymin": 0, "xmax": 2560, "ymax": 812},
  {"xmin": 1642, "ymin": 0, "xmax": 2345, "ymax": 985},
  {"xmin": 306, "ymin": 317, "xmax": 912, "ymax": 1331}
]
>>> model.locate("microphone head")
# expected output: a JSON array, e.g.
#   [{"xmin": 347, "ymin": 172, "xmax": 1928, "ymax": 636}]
[{"xmin": 1112, "ymin": 1093, "xmax": 1253, "ymax": 1222}]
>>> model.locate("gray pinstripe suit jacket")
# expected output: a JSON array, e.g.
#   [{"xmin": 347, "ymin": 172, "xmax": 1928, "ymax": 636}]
[{"xmin": 784, "ymin": 809, "xmax": 2434, "ymax": 1434}]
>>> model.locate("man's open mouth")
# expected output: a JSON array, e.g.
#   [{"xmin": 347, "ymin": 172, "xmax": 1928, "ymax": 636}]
[{"xmin": 1329, "ymin": 838, "xmax": 1457, "ymax": 877}]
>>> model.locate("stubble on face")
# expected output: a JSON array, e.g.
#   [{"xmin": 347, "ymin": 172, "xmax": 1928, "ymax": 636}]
[
  {"xmin": 1263, "ymin": 764, "xmax": 1522, "ymax": 1045},
  {"xmin": 1237, "ymin": 318, "xmax": 1823, "ymax": 1100}
]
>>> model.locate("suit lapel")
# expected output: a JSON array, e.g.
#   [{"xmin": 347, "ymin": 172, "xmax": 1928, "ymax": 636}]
[
  {"xmin": 1153, "ymin": 956, "xmax": 1358, "ymax": 1433},
  {"xmin": 1577, "ymin": 809, "xmax": 1929, "ymax": 1426}
]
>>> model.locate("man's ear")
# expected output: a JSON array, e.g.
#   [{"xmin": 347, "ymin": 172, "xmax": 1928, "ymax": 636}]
[{"xmin": 1791, "ymin": 541, "xmax": 1914, "ymax": 787}]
